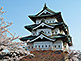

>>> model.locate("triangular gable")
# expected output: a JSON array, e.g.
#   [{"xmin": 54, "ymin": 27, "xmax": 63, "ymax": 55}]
[
  {"xmin": 36, "ymin": 4, "xmax": 55, "ymax": 16},
  {"xmin": 33, "ymin": 22, "xmax": 54, "ymax": 30},
  {"xmin": 29, "ymin": 34, "xmax": 56, "ymax": 43},
  {"xmin": 37, "ymin": 9, "xmax": 54, "ymax": 16}
]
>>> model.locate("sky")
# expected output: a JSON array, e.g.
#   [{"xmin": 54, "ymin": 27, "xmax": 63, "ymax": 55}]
[{"xmin": 0, "ymin": 0, "xmax": 81, "ymax": 50}]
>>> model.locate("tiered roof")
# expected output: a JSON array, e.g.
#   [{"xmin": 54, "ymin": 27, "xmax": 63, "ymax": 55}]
[
  {"xmin": 29, "ymin": 4, "xmax": 63, "ymax": 23},
  {"xmin": 25, "ymin": 21, "xmax": 63, "ymax": 31},
  {"xmin": 25, "ymin": 20, "xmax": 69, "ymax": 35},
  {"xmin": 20, "ymin": 4, "xmax": 72, "ymax": 46},
  {"xmin": 20, "ymin": 31, "xmax": 72, "ymax": 46}
]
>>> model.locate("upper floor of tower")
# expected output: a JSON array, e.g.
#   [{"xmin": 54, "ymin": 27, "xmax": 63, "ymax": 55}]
[{"xmin": 28, "ymin": 4, "xmax": 64, "ymax": 24}]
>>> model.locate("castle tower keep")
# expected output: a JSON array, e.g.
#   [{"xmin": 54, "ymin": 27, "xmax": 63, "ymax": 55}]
[{"xmin": 20, "ymin": 4, "xmax": 72, "ymax": 51}]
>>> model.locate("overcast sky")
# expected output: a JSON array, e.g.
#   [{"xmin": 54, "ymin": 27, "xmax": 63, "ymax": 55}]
[{"xmin": 0, "ymin": 0, "xmax": 81, "ymax": 50}]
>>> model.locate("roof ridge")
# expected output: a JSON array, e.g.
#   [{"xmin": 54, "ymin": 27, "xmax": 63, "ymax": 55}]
[{"xmin": 36, "ymin": 4, "xmax": 57, "ymax": 16}]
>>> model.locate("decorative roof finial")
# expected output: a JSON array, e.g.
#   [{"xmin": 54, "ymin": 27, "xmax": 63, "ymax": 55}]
[{"xmin": 44, "ymin": 3, "xmax": 47, "ymax": 9}]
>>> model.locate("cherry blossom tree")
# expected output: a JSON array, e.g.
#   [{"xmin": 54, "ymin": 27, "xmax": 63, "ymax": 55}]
[
  {"xmin": 66, "ymin": 49, "xmax": 81, "ymax": 61},
  {"xmin": 0, "ymin": 7, "xmax": 30, "ymax": 60},
  {"xmin": 0, "ymin": 7, "xmax": 19, "ymax": 52}
]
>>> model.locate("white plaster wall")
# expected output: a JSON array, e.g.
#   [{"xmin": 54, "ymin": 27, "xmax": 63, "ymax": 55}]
[
  {"xmin": 32, "ymin": 27, "xmax": 65, "ymax": 36},
  {"xmin": 33, "ymin": 41, "xmax": 52, "ymax": 50},
  {"xmin": 36, "ymin": 18, "xmax": 58, "ymax": 24},
  {"xmin": 53, "ymin": 40, "xmax": 63, "ymax": 50},
  {"xmin": 36, "ymin": 28, "xmax": 52, "ymax": 36},
  {"xmin": 27, "ymin": 40, "xmax": 63, "ymax": 51},
  {"xmin": 45, "ymin": 18, "xmax": 58, "ymax": 24}
]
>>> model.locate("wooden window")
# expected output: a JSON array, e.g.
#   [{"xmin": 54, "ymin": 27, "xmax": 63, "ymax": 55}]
[
  {"xmin": 48, "ymin": 21, "xmax": 49, "ymax": 23},
  {"xmin": 39, "ymin": 45, "xmax": 40, "ymax": 48},
  {"xmin": 44, "ymin": 31, "xmax": 46, "ymax": 34},
  {"xmin": 37, "ymin": 22, "xmax": 39, "ymax": 24},
  {"xmin": 49, "ymin": 45, "xmax": 50, "ymax": 47},
  {"xmin": 35, "ymin": 45, "xmax": 37, "ymax": 48},
  {"xmin": 48, "ymin": 31, "xmax": 49, "ymax": 34},
  {"xmin": 64, "ymin": 46, "xmax": 66, "ymax": 48},
  {"xmin": 42, "ymin": 45, "xmax": 43, "ymax": 47},
  {"xmin": 28, "ymin": 46, "xmax": 30, "ymax": 49},
  {"xmin": 45, "ymin": 45, "xmax": 47, "ymax": 47},
  {"xmin": 58, "ymin": 45, "xmax": 60, "ymax": 48},
  {"xmin": 55, "ymin": 45, "xmax": 56, "ymax": 48},
  {"xmin": 53, "ymin": 21, "xmax": 54, "ymax": 23},
  {"xmin": 49, "ymin": 21, "xmax": 51, "ymax": 23},
  {"xmin": 32, "ymin": 46, "xmax": 33, "ymax": 48},
  {"xmin": 55, "ymin": 31, "xmax": 57, "ymax": 34}
]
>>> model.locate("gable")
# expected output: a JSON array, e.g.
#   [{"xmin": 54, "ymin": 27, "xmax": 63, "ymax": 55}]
[
  {"xmin": 29, "ymin": 34, "xmax": 56, "ymax": 43},
  {"xmin": 33, "ymin": 22, "xmax": 54, "ymax": 30},
  {"xmin": 37, "ymin": 9, "xmax": 54, "ymax": 16}
]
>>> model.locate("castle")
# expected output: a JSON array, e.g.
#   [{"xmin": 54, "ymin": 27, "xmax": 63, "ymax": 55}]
[{"xmin": 20, "ymin": 4, "xmax": 72, "ymax": 51}]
